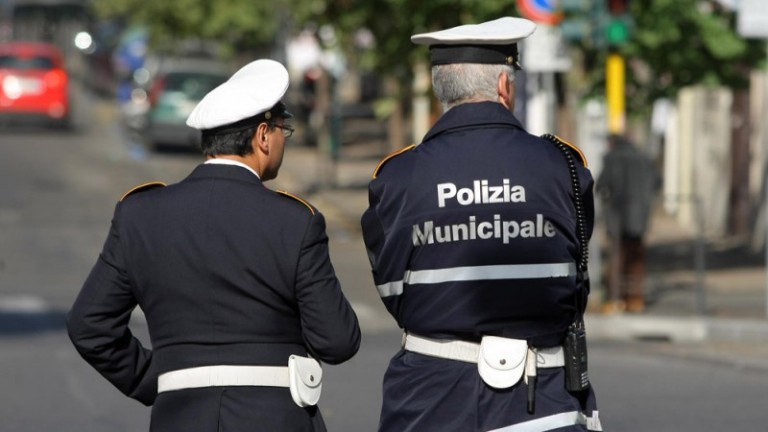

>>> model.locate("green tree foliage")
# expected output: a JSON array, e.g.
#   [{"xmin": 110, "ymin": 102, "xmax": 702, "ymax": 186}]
[
  {"xmin": 91, "ymin": 1, "xmax": 302, "ymax": 55},
  {"xmin": 576, "ymin": 0, "xmax": 765, "ymax": 115},
  {"xmin": 93, "ymin": 0, "xmax": 764, "ymax": 119},
  {"xmin": 307, "ymin": 0, "xmax": 521, "ymax": 81},
  {"xmin": 312, "ymin": 0, "xmax": 765, "ymax": 119}
]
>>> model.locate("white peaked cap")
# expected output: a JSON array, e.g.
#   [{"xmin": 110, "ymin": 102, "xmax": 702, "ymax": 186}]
[
  {"xmin": 411, "ymin": 17, "xmax": 537, "ymax": 69},
  {"xmin": 186, "ymin": 59, "xmax": 291, "ymax": 131},
  {"xmin": 411, "ymin": 17, "xmax": 536, "ymax": 46}
]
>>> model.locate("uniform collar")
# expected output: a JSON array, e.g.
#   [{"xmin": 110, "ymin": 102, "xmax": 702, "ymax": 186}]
[
  {"xmin": 188, "ymin": 162, "xmax": 264, "ymax": 185},
  {"xmin": 421, "ymin": 101, "xmax": 525, "ymax": 143},
  {"xmin": 204, "ymin": 158, "xmax": 261, "ymax": 179}
]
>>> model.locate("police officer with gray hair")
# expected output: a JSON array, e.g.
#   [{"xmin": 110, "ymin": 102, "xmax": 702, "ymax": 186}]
[
  {"xmin": 362, "ymin": 18, "xmax": 602, "ymax": 431},
  {"xmin": 67, "ymin": 59, "xmax": 361, "ymax": 431}
]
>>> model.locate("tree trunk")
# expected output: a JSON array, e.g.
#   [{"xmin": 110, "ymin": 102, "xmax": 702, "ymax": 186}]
[{"xmin": 730, "ymin": 88, "xmax": 751, "ymax": 236}]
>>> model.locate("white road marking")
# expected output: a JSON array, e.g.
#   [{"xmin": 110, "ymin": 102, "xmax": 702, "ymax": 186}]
[{"xmin": 0, "ymin": 295, "xmax": 49, "ymax": 313}]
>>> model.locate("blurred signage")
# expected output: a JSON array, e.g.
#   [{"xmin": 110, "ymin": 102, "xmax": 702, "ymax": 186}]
[
  {"xmin": 517, "ymin": 0, "xmax": 564, "ymax": 25},
  {"xmin": 738, "ymin": 0, "xmax": 768, "ymax": 38},
  {"xmin": 523, "ymin": 25, "xmax": 572, "ymax": 72}
]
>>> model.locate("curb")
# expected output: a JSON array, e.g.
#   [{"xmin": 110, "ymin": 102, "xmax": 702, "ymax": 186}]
[{"xmin": 586, "ymin": 314, "xmax": 768, "ymax": 343}]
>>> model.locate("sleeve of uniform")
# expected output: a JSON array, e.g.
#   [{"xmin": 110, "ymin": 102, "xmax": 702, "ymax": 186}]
[
  {"xmin": 360, "ymin": 146, "xmax": 416, "ymax": 316},
  {"xmin": 66, "ymin": 203, "xmax": 157, "ymax": 406},
  {"xmin": 294, "ymin": 211, "xmax": 361, "ymax": 364},
  {"xmin": 548, "ymin": 134, "xmax": 595, "ymax": 241},
  {"xmin": 361, "ymin": 186, "xmax": 385, "ymax": 270},
  {"xmin": 553, "ymin": 134, "xmax": 596, "ymax": 301},
  {"xmin": 361, "ymin": 176, "xmax": 411, "ymax": 325}
]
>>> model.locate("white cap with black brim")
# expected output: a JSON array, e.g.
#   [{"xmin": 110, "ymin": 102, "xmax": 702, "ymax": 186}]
[{"xmin": 411, "ymin": 17, "xmax": 537, "ymax": 70}]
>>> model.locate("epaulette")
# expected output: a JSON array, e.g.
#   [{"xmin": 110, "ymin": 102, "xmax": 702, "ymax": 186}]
[
  {"xmin": 541, "ymin": 134, "xmax": 587, "ymax": 168},
  {"xmin": 276, "ymin": 190, "xmax": 316, "ymax": 215},
  {"xmin": 120, "ymin": 181, "xmax": 166, "ymax": 202},
  {"xmin": 372, "ymin": 144, "xmax": 416, "ymax": 179}
]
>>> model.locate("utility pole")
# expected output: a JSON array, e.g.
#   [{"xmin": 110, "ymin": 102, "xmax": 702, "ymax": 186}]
[
  {"xmin": 737, "ymin": 0, "xmax": 768, "ymax": 318},
  {"xmin": 606, "ymin": 53, "xmax": 625, "ymax": 134}
]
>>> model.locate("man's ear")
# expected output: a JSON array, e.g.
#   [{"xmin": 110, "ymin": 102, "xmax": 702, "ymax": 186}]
[
  {"xmin": 497, "ymin": 71, "xmax": 515, "ymax": 110},
  {"xmin": 254, "ymin": 123, "xmax": 270, "ymax": 153}
]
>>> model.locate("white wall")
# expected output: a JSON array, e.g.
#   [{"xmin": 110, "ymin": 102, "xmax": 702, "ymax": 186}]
[{"xmin": 669, "ymin": 87, "xmax": 732, "ymax": 236}]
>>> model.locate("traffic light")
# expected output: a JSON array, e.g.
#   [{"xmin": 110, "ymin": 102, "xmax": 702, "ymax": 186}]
[
  {"xmin": 606, "ymin": 0, "xmax": 631, "ymax": 46},
  {"xmin": 558, "ymin": 0, "xmax": 610, "ymax": 48},
  {"xmin": 559, "ymin": 0, "xmax": 590, "ymax": 41},
  {"xmin": 558, "ymin": 0, "xmax": 632, "ymax": 47}
]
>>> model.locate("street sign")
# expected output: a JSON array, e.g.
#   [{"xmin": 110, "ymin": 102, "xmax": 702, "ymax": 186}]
[
  {"xmin": 738, "ymin": 0, "xmax": 768, "ymax": 38},
  {"xmin": 517, "ymin": 0, "xmax": 563, "ymax": 25},
  {"xmin": 523, "ymin": 24, "xmax": 572, "ymax": 72}
]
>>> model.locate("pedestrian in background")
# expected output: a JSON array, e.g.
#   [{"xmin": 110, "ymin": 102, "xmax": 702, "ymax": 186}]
[
  {"xmin": 597, "ymin": 133, "xmax": 660, "ymax": 313},
  {"xmin": 67, "ymin": 59, "xmax": 361, "ymax": 432},
  {"xmin": 361, "ymin": 17, "xmax": 602, "ymax": 432}
]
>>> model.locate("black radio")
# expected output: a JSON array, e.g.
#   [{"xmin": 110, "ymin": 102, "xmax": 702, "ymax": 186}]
[{"xmin": 564, "ymin": 322, "xmax": 589, "ymax": 392}]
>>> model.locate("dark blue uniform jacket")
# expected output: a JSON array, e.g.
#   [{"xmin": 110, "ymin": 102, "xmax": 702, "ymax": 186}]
[
  {"xmin": 362, "ymin": 101, "xmax": 594, "ymax": 347},
  {"xmin": 67, "ymin": 164, "xmax": 360, "ymax": 431},
  {"xmin": 362, "ymin": 101, "xmax": 598, "ymax": 432}
]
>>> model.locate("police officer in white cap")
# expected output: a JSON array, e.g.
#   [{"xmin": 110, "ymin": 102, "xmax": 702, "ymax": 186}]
[
  {"xmin": 67, "ymin": 59, "xmax": 360, "ymax": 431},
  {"xmin": 361, "ymin": 18, "xmax": 602, "ymax": 431}
]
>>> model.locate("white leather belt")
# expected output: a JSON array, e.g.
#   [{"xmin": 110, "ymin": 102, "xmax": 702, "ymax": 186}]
[
  {"xmin": 403, "ymin": 333, "xmax": 565, "ymax": 368},
  {"xmin": 158, "ymin": 365, "xmax": 290, "ymax": 393}
]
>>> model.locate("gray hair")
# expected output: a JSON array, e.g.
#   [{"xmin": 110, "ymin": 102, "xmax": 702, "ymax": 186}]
[{"xmin": 432, "ymin": 63, "xmax": 515, "ymax": 112}]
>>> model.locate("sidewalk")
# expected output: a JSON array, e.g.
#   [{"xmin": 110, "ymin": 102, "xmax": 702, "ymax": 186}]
[{"xmin": 275, "ymin": 143, "xmax": 768, "ymax": 368}]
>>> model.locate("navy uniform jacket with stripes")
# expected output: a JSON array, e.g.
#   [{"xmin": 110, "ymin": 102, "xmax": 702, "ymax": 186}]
[
  {"xmin": 67, "ymin": 163, "xmax": 361, "ymax": 432},
  {"xmin": 361, "ymin": 102, "xmax": 599, "ymax": 432}
]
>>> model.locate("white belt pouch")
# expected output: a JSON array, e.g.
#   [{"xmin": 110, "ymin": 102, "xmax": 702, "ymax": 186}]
[
  {"xmin": 288, "ymin": 355, "xmax": 323, "ymax": 407},
  {"xmin": 477, "ymin": 336, "xmax": 528, "ymax": 389}
]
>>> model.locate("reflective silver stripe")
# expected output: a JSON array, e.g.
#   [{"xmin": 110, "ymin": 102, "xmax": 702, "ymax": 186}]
[
  {"xmin": 405, "ymin": 263, "xmax": 577, "ymax": 285},
  {"xmin": 486, "ymin": 411, "xmax": 586, "ymax": 432},
  {"xmin": 376, "ymin": 263, "xmax": 576, "ymax": 298},
  {"xmin": 376, "ymin": 280, "xmax": 404, "ymax": 297}
]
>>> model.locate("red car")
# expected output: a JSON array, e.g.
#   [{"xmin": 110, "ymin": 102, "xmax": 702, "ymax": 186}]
[{"xmin": 0, "ymin": 41, "xmax": 70, "ymax": 127}]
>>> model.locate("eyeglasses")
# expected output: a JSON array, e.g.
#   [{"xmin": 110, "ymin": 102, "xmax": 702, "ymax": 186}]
[{"xmin": 273, "ymin": 124, "xmax": 295, "ymax": 138}]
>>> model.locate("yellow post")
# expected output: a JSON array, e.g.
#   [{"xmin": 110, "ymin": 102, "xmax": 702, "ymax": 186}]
[{"xmin": 606, "ymin": 53, "xmax": 626, "ymax": 134}]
